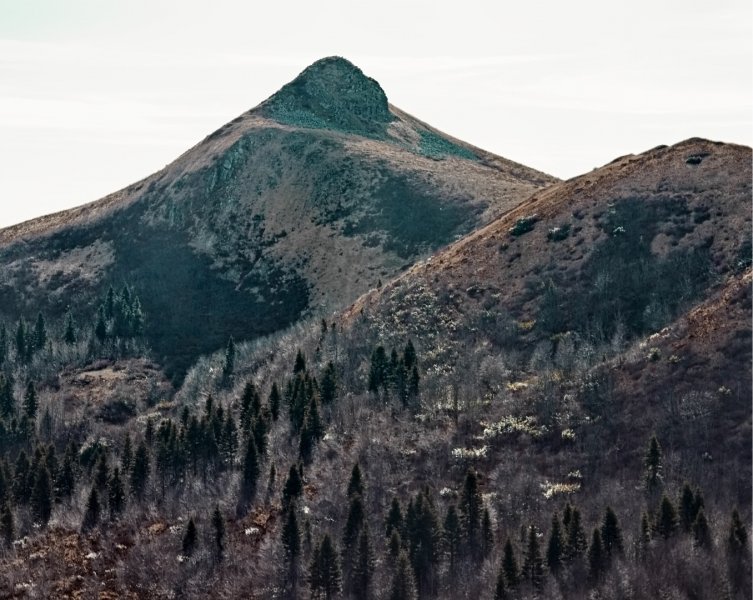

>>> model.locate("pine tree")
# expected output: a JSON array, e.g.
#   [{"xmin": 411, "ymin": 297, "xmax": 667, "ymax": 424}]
[
  {"xmin": 269, "ymin": 383, "xmax": 281, "ymax": 421},
  {"xmin": 82, "ymin": 487, "xmax": 100, "ymax": 531},
  {"xmin": 222, "ymin": 336, "xmax": 235, "ymax": 381},
  {"xmin": 547, "ymin": 512, "xmax": 564, "ymax": 572},
  {"xmin": 129, "ymin": 442, "xmax": 150, "ymax": 500},
  {"xmin": 294, "ymin": 349, "xmax": 306, "ymax": 374},
  {"xmin": 460, "ymin": 468, "xmax": 483, "ymax": 560},
  {"xmin": 320, "ymin": 362, "xmax": 337, "ymax": 405},
  {"xmin": 386, "ymin": 496, "xmax": 404, "ymax": 539},
  {"xmin": 679, "ymin": 483, "xmax": 697, "ymax": 533},
  {"xmin": 282, "ymin": 507, "xmax": 301, "ymax": 567},
  {"xmin": 502, "ymin": 539, "xmax": 520, "ymax": 588},
  {"xmin": 693, "ymin": 509, "xmax": 712, "ymax": 550},
  {"xmin": 656, "ymin": 495, "xmax": 678, "ymax": 539},
  {"xmin": 0, "ymin": 502, "xmax": 13, "ymax": 547},
  {"xmin": 108, "ymin": 467, "xmax": 125, "ymax": 519},
  {"xmin": 352, "ymin": 525, "xmax": 374, "ymax": 599},
  {"xmin": 33, "ymin": 312, "xmax": 47, "ymax": 353},
  {"xmin": 212, "ymin": 506, "xmax": 225, "ymax": 562},
  {"xmin": 347, "ymin": 463, "xmax": 364, "ymax": 499},
  {"xmin": 601, "ymin": 506, "xmax": 624, "ymax": 558},
  {"xmin": 282, "ymin": 464, "xmax": 303, "ymax": 510},
  {"xmin": 239, "ymin": 437, "xmax": 259, "ymax": 510},
  {"xmin": 95, "ymin": 305, "xmax": 108, "ymax": 342},
  {"xmin": 23, "ymin": 381, "xmax": 37, "ymax": 421},
  {"xmin": 390, "ymin": 550, "xmax": 418, "ymax": 600},
  {"xmin": 587, "ymin": 528, "xmax": 605, "ymax": 582},
  {"xmin": 443, "ymin": 505, "xmax": 461, "ymax": 574},
  {"xmin": 31, "ymin": 467, "xmax": 52, "ymax": 526},
  {"xmin": 310, "ymin": 534, "xmax": 342, "ymax": 599},
  {"xmin": 63, "ymin": 310, "xmax": 76, "ymax": 345},
  {"xmin": 644, "ymin": 434, "xmax": 663, "ymax": 492},
  {"xmin": 494, "ymin": 564, "xmax": 509, "ymax": 600},
  {"xmin": 183, "ymin": 518, "xmax": 198, "ymax": 557},
  {"xmin": 521, "ymin": 525, "xmax": 544, "ymax": 591},
  {"xmin": 566, "ymin": 507, "xmax": 588, "ymax": 560}
]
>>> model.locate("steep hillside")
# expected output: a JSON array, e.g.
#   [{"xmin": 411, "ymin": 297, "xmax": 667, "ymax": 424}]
[{"xmin": 0, "ymin": 57, "xmax": 555, "ymax": 382}]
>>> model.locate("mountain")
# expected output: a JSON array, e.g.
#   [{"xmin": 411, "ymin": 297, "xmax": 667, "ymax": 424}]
[{"xmin": 0, "ymin": 56, "xmax": 555, "ymax": 382}]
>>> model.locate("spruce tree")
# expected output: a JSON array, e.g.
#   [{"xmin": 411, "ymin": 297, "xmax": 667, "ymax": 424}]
[
  {"xmin": 12, "ymin": 451, "xmax": 31, "ymax": 505},
  {"xmin": 679, "ymin": 483, "xmax": 696, "ymax": 533},
  {"xmin": 638, "ymin": 511, "xmax": 652, "ymax": 559},
  {"xmin": 82, "ymin": 487, "xmax": 100, "ymax": 531},
  {"xmin": 601, "ymin": 506, "xmax": 624, "ymax": 558},
  {"xmin": 95, "ymin": 305, "xmax": 108, "ymax": 342},
  {"xmin": 320, "ymin": 362, "xmax": 337, "ymax": 405},
  {"xmin": 547, "ymin": 512, "xmax": 564, "ymax": 572},
  {"xmin": 33, "ymin": 312, "xmax": 47, "ymax": 353},
  {"xmin": 521, "ymin": 525, "xmax": 544, "ymax": 591},
  {"xmin": 211, "ymin": 505, "xmax": 225, "ymax": 562},
  {"xmin": 342, "ymin": 494, "xmax": 365, "ymax": 566},
  {"xmin": 222, "ymin": 336, "xmax": 235, "ymax": 381},
  {"xmin": 693, "ymin": 509, "xmax": 712, "ymax": 550},
  {"xmin": 63, "ymin": 310, "xmax": 76, "ymax": 345},
  {"xmin": 183, "ymin": 518, "xmax": 198, "ymax": 557},
  {"xmin": 15, "ymin": 319, "xmax": 27, "ymax": 361},
  {"xmin": 293, "ymin": 349, "xmax": 306, "ymax": 374},
  {"xmin": 566, "ymin": 507, "xmax": 588, "ymax": 559},
  {"xmin": 656, "ymin": 495, "xmax": 678, "ymax": 539},
  {"xmin": 390, "ymin": 550, "xmax": 418, "ymax": 600},
  {"xmin": 94, "ymin": 454, "xmax": 109, "ymax": 491},
  {"xmin": 644, "ymin": 434, "xmax": 663, "ymax": 492},
  {"xmin": 352, "ymin": 525, "xmax": 374, "ymax": 599},
  {"xmin": 347, "ymin": 463, "xmax": 364, "ymax": 499},
  {"xmin": 494, "ymin": 564, "xmax": 509, "ymax": 600},
  {"xmin": 122, "ymin": 433, "xmax": 133, "ymax": 474},
  {"xmin": 482, "ymin": 507, "xmax": 494, "ymax": 560},
  {"xmin": 108, "ymin": 467, "xmax": 125, "ymax": 519},
  {"xmin": 502, "ymin": 539, "xmax": 520, "ymax": 588},
  {"xmin": 282, "ymin": 507, "xmax": 301, "ymax": 569},
  {"xmin": 587, "ymin": 528, "xmax": 605, "ymax": 582},
  {"xmin": 727, "ymin": 509, "xmax": 748, "ymax": 557},
  {"xmin": 367, "ymin": 346, "xmax": 388, "ymax": 394},
  {"xmin": 386, "ymin": 496, "xmax": 404, "ymax": 539},
  {"xmin": 388, "ymin": 530, "xmax": 402, "ymax": 565},
  {"xmin": 0, "ymin": 374, "xmax": 13, "ymax": 417},
  {"xmin": 57, "ymin": 444, "xmax": 76, "ymax": 500}
]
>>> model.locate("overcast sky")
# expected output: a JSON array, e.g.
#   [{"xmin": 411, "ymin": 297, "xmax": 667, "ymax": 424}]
[{"xmin": 1, "ymin": 0, "xmax": 751, "ymax": 228}]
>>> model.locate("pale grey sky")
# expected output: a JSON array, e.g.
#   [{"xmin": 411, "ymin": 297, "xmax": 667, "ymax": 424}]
[{"xmin": 1, "ymin": 0, "xmax": 751, "ymax": 228}]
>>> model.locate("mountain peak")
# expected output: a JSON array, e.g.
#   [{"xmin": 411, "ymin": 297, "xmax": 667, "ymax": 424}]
[{"xmin": 259, "ymin": 56, "xmax": 393, "ymax": 136}]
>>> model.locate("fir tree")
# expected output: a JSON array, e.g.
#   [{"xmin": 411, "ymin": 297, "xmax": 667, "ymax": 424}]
[
  {"xmin": 656, "ymin": 495, "xmax": 678, "ymax": 539},
  {"xmin": 129, "ymin": 442, "xmax": 150, "ymax": 500},
  {"xmin": 644, "ymin": 434, "xmax": 663, "ymax": 492},
  {"xmin": 108, "ymin": 467, "xmax": 125, "ymax": 519},
  {"xmin": 587, "ymin": 528, "xmax": 605, "ymax": 582},
  {"xmin": 521, "ymin": 525, "xmax": 544, "ymax": 591},
  {"xmin": 601, "ymin": 506, "xmax": 624, "ymax": 558},
  {"xmin": 547, "ymin": 512, "xmax": 565, "ymax": 572},
  {"xmin": 31, "ymin": 467, "xmax": 52, "ymax": 526},
  {"xmin": 183, "ymin": 518, "xmax": 198, "ymax": 557},
  {"xmin": 211, "ymin": 505, "xmax": 225, "ymax": 562},
  {"xmin": 693, "ymin": 509, "xmax": 712, "ymax": 550},
  {"xmin": 347, "ymin": 463, "xmax": 364, "ymax": 499},
  {"xmin": 502, "ymin": 539, "xmax": 520, "ymax": 588},
  {"xmin": 310, "ymin": 534, "xmax": 342, "ymax": 600},
  {"xmin": 269, "ymin": 383, "xmax": 281, "ymax": 421},
  {"xmin": 82, "ymin": 487, "xmax": 100, "ymax": 531},
  {"xmin": 390, "ymin": 550, "xmax": 418, "ymax": 600}
]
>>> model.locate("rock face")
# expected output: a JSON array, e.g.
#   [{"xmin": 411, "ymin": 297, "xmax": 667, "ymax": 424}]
[{"xmin": 259, "ymin": 56, "xmax": 393, "ymax": 137}]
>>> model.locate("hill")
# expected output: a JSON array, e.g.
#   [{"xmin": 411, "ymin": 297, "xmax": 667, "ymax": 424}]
[{"xmin": 0, "ymin": 56, "xmax": 555, "ymax": 382}]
